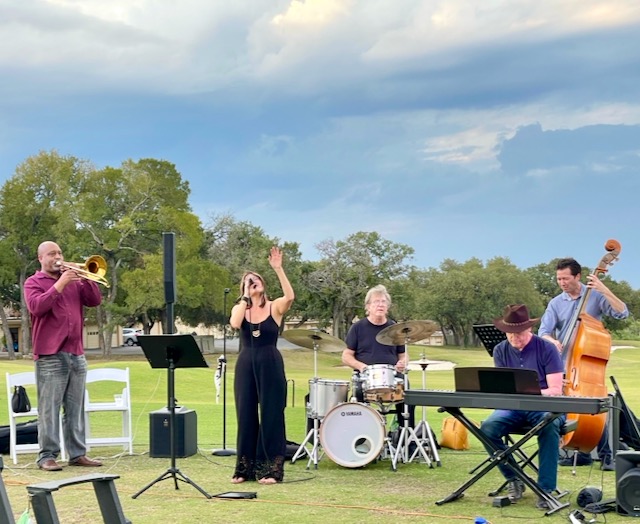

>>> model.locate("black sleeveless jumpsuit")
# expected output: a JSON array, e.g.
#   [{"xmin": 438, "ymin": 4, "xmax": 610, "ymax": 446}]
[{"xmin": 233, "ymin": 309, "xmax": 286, "ymax": 481}]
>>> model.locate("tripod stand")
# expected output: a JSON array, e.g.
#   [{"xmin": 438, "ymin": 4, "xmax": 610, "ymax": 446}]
[
  {"xmin": 291, "ymin": 337, "xmax": 323, "ymax": 469},
  {"xmin": 391, "ymin": 370, "xmax": 433, "ymax": 469},
  {"xmin": 133, "ymin": 334, "xmax": 211, "ymax": 499},
  {"xmin": 412, "ymin": 355, "xmax": 441, "ymax": 466},
  {"xmin": 374, "ymin": 320, "xmax": 440, "ymax": 470}
]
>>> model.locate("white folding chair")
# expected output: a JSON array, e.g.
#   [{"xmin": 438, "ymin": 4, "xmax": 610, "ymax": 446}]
[
  {"xmin": 5, "ymin": 371, "xmax": 66, "ymax": 465},
  {"xmin": 84, "ymin": 367, "xmax": 133, "ymax": 454}
]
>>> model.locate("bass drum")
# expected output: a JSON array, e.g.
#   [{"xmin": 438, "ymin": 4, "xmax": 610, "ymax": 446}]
[{"xmin": 319, "ymin": 402, "xmax": 386, "ymax": 468}]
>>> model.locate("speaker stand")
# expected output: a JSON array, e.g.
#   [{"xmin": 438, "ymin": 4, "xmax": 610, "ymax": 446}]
[{"xmin": 133, "ymin": 335, "xmax": 211, "ymax": 499}]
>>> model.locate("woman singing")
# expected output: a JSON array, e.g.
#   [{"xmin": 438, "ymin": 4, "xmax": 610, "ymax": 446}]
[{"xmin": 229, "ymin": 246, "xmax": 295, "ymax": 484}]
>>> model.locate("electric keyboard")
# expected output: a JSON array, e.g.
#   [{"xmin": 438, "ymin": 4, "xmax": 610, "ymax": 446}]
[{"xmin": 405, "ymin": 389, "xmax": 610, "ymax": 414}]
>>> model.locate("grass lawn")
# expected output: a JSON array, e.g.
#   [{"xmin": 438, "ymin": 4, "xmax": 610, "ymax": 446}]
[{"xmin": 1, "ymin": 341, "xmax": 639, "ymax": 523}]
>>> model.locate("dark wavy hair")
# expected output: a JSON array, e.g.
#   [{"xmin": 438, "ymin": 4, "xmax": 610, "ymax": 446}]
[{"xmin": 556, "ymin": 258, "xmax": 582, "ymax": 277}]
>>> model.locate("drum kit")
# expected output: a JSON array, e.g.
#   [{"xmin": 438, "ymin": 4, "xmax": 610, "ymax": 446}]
[{"xmin": 284, "ymin": 320, "xmax": 440, "ymax": 471}]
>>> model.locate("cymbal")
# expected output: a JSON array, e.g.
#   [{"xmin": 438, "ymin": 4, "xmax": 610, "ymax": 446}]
[
  {"xmin": 282, "ymin": 329, "xmax": 345, "ymax": 353},
  {"xmin": 376, "ymin": 320, "xmax": 439, "ymax": 346}
]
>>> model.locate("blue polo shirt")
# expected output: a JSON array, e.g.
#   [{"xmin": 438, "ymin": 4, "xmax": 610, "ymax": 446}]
[{"xmin": 492, "ymin": 335, "xmax": 563, "ymax": 390}]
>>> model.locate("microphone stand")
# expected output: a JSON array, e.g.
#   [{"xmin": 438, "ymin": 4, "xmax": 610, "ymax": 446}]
[{"xmin": 213, "ymin": 288, "xmax": 236, "ymax": 456}]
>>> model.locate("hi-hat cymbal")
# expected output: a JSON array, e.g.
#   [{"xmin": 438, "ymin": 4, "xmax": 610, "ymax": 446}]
[
  {"xmin": 282, "ymin": 329, "xmax": 345, "ymax": 353},
  {"xmin": 376, "ymin": 320, "xmax": 439, "ymax": 346}
]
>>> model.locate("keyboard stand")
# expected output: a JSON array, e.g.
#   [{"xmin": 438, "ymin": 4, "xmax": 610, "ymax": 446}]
[{"xmin": 435, "ymin": 406, "xmax": 569, "ymax": 515}]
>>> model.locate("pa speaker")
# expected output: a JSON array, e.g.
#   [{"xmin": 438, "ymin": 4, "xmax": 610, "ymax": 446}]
[
  {"xmin": 617, "ymin": 451, "xmax": 640, "ymax": 516},
  {"xmin": 149, "ymin": 407, "xmax": 197, "ymax": 458},
  {"xmin": 163, "ymin": 232, "xmax": 177, "ymax": 304}
]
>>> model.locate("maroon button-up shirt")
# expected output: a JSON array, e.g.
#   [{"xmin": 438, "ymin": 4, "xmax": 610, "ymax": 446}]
[{"xmin": 24, "ymin": 270, "xmax": 102, "ymax": 359}]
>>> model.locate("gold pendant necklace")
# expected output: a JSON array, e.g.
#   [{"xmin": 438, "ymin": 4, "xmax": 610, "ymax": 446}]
[{"xmin": 252, "ymin": 322, "xmax": 261, "ymax": 338}]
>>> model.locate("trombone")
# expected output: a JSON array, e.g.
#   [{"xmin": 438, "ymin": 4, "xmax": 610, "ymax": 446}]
[{"xmin": 56, "ymin": 255, "xmax": 110, "ymax": 288}]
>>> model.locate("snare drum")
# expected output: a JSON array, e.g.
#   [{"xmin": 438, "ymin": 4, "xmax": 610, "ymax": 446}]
[
  {"xmin": 362, "ymin": 364, "xmax": 405, "ymax": 403},
  {"xmin": 307, "ymin": 378, "xmax": 350, "ymax": 418}
]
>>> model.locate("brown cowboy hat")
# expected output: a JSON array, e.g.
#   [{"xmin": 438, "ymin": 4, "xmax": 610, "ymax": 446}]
[{"xmin": 493, "ymin": 304, "xmax": 540, "ymax": 333}]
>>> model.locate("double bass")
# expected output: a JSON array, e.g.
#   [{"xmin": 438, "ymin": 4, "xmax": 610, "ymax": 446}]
[{"xmin": 561, "ymin": 239, "xmax": 621, "ymax": 452}]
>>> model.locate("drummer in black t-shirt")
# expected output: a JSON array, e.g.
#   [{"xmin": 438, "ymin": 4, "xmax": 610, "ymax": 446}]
[{"xmin": 342, "ymin": 284, "xmax": 415, "ymax": 429}]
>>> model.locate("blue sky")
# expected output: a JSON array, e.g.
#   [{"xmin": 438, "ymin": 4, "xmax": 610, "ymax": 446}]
[{"xmin": 1, "ymin": 1, "xmax": 639, "ymax": 287}]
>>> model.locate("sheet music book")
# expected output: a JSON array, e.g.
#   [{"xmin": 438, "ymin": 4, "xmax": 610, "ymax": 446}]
[{"xmin": 454, "ymin": 366, "xmax": 541, "ymax": 395}]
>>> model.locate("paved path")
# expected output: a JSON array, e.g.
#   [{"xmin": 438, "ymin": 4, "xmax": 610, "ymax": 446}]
[{"xmin": 87, "ymin": 336, "xmax": 307, "ymax": 356}]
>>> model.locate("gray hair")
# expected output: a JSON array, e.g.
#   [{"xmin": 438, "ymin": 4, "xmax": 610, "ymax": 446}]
[{"xmin": 364, "ymin": 284, "xmax": 392, "ymax": 313}]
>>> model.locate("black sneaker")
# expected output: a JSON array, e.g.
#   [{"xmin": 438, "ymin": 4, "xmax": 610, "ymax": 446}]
[
  {"xmin": 507, "ymin": 479, "xmax": 525, "ymax": 502},
  {"xmin": 535, "ymin": 497, "xmax": 550, "ymax": 510},
  {"xmin": 600, "ymin": 458, "xmax": 615, "ymax": 471},
  {"xmin": 559, "ymin": 451, "xmax": 593, "ymax": 467}
]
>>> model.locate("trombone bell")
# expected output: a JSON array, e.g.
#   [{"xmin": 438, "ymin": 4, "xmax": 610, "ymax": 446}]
[{"xmin": 59, "ymin": 255, "xmax": 110, "ymax": 287}]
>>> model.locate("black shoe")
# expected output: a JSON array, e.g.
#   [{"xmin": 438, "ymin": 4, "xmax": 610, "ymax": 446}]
[
  {"xmin": 601, "ymin": 458, "xmax": 615, "ymax": 471},
  {"xmin": 559, "ymin": 451, "xmax": 593, "ymax": 467},
  {"xmin": 535, "ymin": 497, "xmax": 551, "ymax": 510},
  {"xmin": 507, "ymin": 479, "xmax": 525, "ymax": 502}
]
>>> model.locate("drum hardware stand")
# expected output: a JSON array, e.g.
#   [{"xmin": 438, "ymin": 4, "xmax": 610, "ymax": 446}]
[
  {"xmin": 392, "ymin": 371, "xmax": 433, "ymax": 469},
  {"xmin": 290, "ymin": 337, "xmax": 323, "ymax": 469},
  {"xmin": 412, "ymin": 354, "xmax": 441, "ymax": 466},
  {"xmin": 372, "ymin": 320, "xmax": 440, "ymax": 469},
  {"xmin": 375, "ymin": 401, "xmax": 401, "ymax": 464}
]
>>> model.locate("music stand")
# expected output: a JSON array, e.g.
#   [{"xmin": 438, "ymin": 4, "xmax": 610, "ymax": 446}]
[
  {"xmin": 472, "ymin": 324, "xmax": 506, "ymax": 357},
  {"xmin": 610, "ymin": 376, "xmax": 640, "ymax": 455},
  {"xmin": 132, "ymin": 334, "xmax": 211, "ymax": 499}
]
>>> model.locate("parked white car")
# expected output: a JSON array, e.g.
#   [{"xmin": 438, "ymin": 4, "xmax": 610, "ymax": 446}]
[{"xmin": 122, "ymin": 328, "xmax": 142, "ymax": 346}]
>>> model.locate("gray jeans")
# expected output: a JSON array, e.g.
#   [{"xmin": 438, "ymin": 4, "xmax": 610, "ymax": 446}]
[{"xmin": 35, "ymin": 353, "xmax": 87, "ymax": 463}]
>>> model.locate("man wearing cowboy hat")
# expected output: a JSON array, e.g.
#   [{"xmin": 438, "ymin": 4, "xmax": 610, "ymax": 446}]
[{"xmin": 479, "ymin": 304, "xmax": 564, "ymax": 510}]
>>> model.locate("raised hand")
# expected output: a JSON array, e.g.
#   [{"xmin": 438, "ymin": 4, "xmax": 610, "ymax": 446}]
[{"xmin": 268, "ymin": 246, "xmax": 283, "ymax": 270}]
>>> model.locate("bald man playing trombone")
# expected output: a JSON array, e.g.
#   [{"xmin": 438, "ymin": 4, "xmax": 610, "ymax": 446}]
[{"xmin": 24, "ymin": 241, "xmax": 104, "ymax": 471}]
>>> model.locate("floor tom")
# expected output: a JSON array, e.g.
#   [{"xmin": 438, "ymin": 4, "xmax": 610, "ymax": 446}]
[{"xmin": 307, "ymin": 378, "xmax": 350, "ymax": 418}]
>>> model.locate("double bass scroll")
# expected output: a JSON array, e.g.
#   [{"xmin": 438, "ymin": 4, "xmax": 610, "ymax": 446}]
[{"xmin": 561, "ymin": 239, "xmax": 621, "ymax": 453}]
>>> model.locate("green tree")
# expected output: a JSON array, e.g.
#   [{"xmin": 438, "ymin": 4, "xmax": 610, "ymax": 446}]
[
  {"xmin": 525, "ymin": 260, "xmax": 560, "ymax": 305},
  {"xmin": 307, "ymin": 232, "xmax": 414, "ymax": 339},
  {"xmin": 205, "ymin": 214, "xmax": 304, "ymax": 331},
  {"xmin": 122, "ymin": 211, "xmax": 230, "ymax": 334},
  {"xmin": 0, "ymin": 150, "xmax": 80, "ymax": 355},
  {"xmin": 416, "ymin": 257, "xmax": 542, "ymax": 346},
  {"xmin": 54, "ymin": 158, "xmax": 201, "ymax": 352}
]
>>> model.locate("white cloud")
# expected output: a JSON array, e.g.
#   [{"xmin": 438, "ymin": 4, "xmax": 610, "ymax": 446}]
[
  {"xmin": 272, "ymin": 0, "xmax": 351, "ymax": 27},
  {"xmin": 2, "ymin": 1, "xmax": 640, "ymax": 288},
  {"xmin": 364, "ymin": 0, "xmax": 640, "ymax": 62}
]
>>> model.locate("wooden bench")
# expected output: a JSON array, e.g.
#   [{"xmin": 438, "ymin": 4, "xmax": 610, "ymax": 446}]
[{"xmin": 27, "ymin": 474, "xmax": 130, "ymax": 524}]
